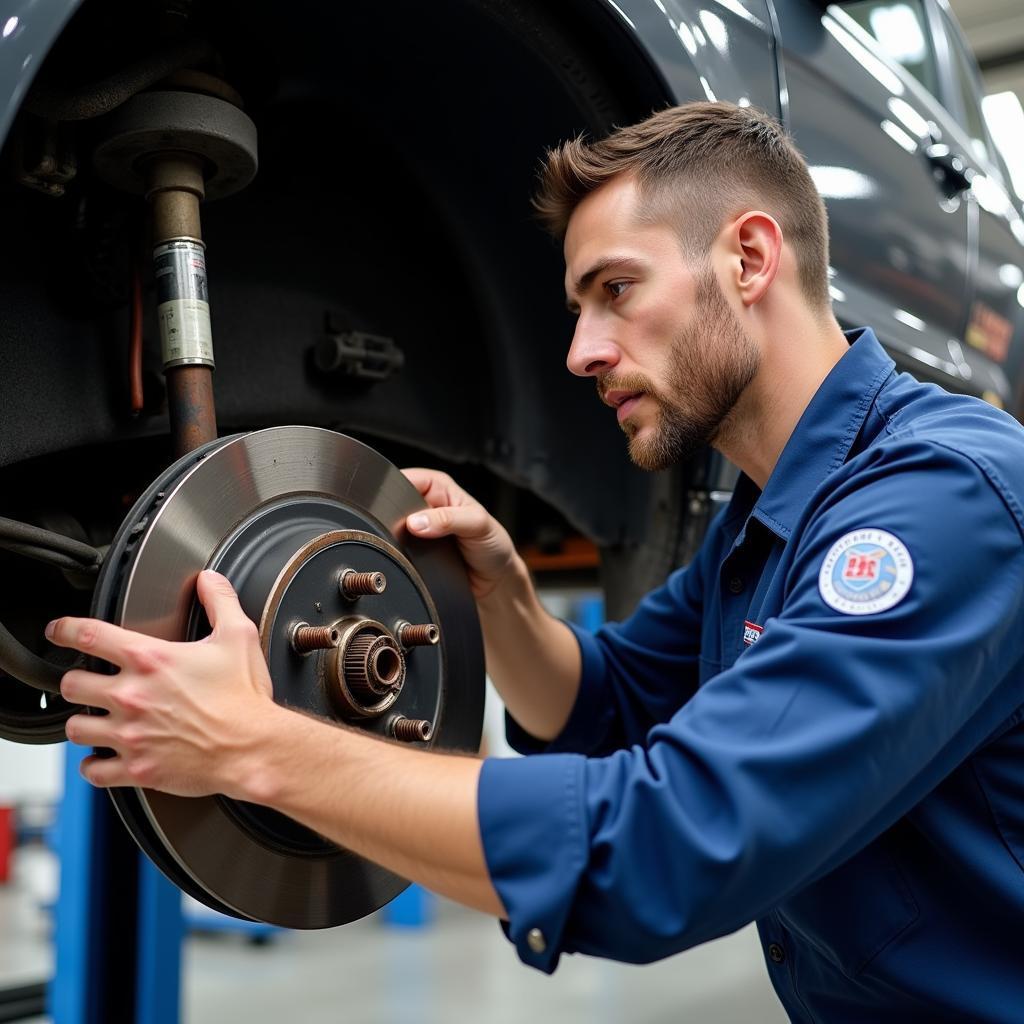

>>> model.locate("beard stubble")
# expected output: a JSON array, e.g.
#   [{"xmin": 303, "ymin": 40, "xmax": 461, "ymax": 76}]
[{"xmin": 601, "ymin": 270, "xmax": 761, "ymax": 472}]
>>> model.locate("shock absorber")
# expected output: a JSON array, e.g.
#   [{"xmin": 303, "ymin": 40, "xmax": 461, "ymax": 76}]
[
  {"xmin": 92, "ymin": 71, "xmax": 258, "ymax": 455},
  {"xmin": 148, "ymin": 152, "xmax": 217, "ymax": 455}
]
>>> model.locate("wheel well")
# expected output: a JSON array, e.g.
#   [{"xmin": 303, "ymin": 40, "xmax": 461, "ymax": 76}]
[{"xmin": 0, "ymin": 0, "xmax": 700, "ymax": 663}]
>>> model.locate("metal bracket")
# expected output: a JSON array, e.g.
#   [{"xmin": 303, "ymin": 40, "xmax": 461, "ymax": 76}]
[
  {"xmin": 314, "ymin": 330, "xmax": 404, "ymax": 382},
  {"xmin": 9, "ymin": 118, "xmax": 78, "ymax": 197}
]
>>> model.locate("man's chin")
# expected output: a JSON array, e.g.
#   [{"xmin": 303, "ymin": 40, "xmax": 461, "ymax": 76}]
[
  {"xmin": 626, "ymin": 420, "xmax": 705, "ymax": 471},
  {"xmin": 626, "ymin": 431, "xmax": 676, "ymax": 472}
]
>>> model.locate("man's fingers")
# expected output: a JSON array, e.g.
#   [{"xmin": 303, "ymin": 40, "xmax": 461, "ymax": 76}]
[
  {"xmin": 64, "ymin": 711, "xmax": 115, "ymax": 748},
  {"xmin": 79, "ymin": 753, "xmax": 128, "ymax": 789},
  {"xmin": 406, "ymin": 504, "xmax": 489, "ymax": 540},
  {"xmin": 400, "ymin": 467, "xmax": 439, "ymax": 496},
  {"xmin": 60, "ymin": 669, "xmax": 116, "ymax": 711},
  {"xmin": 196, "ymin": 570, "xmax": 253, "ymax": 636},
  {"xmin": 401, "ymin": 468, "xmax": 463, "ymax": 508},
  {"xmin": 46, "ymin": 617, "xmax": 139, "ymax": 667}
]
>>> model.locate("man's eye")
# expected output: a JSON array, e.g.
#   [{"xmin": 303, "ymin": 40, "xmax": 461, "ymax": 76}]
[{"xmin": 605, "ymin": 280, "xmax": 631, "ymax": 299}]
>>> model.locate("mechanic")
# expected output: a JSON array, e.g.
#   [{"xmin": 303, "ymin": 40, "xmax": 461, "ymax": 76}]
[{"xmin": 48, "ymin": 102, "xmax": 1024, "ymax": 1022}]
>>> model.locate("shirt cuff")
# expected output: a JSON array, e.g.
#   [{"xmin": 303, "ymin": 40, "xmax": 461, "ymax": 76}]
[
  {"xmin": 504, "ymin": 621, "xmax": 616, "ymax": 756},
  {"xmin": 478, "ymin": 752, "xmax": 588, "ymax": 972}
]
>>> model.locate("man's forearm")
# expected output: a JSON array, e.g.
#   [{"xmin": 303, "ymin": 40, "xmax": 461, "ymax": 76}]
[
  {"xmin": 237, "ymin": 705, "xmax": 506, "ymax": 917},
  {"xmin": 477, "ymin": 557, "xmax": 582, "ymax": 742}
]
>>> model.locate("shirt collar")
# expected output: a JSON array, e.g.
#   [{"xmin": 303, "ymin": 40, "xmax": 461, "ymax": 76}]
[{"xmin": 739, "ymin": 327, "xmax": 895, "ymax": 541}]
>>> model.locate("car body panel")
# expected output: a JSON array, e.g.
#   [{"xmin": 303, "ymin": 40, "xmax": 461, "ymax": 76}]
[
  {"xmin": 0, "ymin": 0, "xmax": 81, "ymax": 145},
  {"xmin": 774, "ymin": 0, "xmax": 976, "ymax": 386},
  {"xmin": 596, "ymin": 0, "xmax": 780, "ymax": 116},
  {"xmin": 928, "ymin": 0, "xmax": 1024, "ymax": 405}
]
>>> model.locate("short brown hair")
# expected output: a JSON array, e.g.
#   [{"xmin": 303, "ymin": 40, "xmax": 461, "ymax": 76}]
[{"xmin": 534, "ymin": 102, "xmax": 831, "ymax": 311}]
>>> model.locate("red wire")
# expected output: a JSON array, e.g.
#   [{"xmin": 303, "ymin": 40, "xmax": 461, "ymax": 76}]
[{"xmin": 130, "ymin": 265, "xmax": 144, "ymax": 416}]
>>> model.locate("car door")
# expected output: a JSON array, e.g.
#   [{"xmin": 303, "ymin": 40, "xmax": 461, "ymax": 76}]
[
  {"xmin": 771, "ymin": 0, "xmax": 973, "ymax": 392},
  {"xmin": 927, "ymin": 0, "xmax": 1024, "ymax": 414}
]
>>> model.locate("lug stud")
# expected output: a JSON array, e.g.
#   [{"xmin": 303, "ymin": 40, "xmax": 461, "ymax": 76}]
[
  {"xmin": 397, "ymin": 622, "xmax": 440, "ymax": 647},
  {"xmin": 291, "ymin": 623, "xmax": 339, "ymax": 654},
  {"xmin": 339, "ymin": 569, "xmax": 387, "ymax": 599},
  {"xmin": 388, "ymin": 716, "xmax": 433, "ymax": 742}
]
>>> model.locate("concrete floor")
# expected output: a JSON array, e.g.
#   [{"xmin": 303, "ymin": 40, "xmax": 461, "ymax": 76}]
[
  {"xmin": 1, "ymin": 847, "xmax": 790, "ymax": 1024},
  {"xmin": 186, "ymin": 903, "xmax": 789, "ymax": 1024}
]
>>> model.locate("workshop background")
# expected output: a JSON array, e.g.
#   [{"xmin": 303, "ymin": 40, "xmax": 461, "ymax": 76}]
[{"xmin": 3, "ymin": 0, "xmax": 1024, "ymax": 1021}]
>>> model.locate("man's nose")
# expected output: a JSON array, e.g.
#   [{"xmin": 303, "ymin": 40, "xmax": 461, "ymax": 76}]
[{"xmin": 566, "ymin": 318, "xmax": 621, "ymax": 378}]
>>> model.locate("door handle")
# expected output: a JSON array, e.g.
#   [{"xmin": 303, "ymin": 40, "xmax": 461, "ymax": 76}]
[{"xmin": 924, "ymin": 143, "xmax": 972, "ymax": 198}]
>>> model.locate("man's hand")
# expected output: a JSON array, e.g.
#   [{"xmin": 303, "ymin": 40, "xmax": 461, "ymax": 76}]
[
  {"xmin": 402, "ymin": 467, "xmax": 582, "ymax": 741},
  {"xmin": 402, "ymin": 468, "xmax": 520, "ymax": 600},
  {"xmin": 50, "ymin": 570, "xmax": 280, "ymax": 798}
]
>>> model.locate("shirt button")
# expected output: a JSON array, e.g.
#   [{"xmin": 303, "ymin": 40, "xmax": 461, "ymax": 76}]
[
  {"xmin": 768, "ymin": 942, "xmax": 786, "ymax": 964},
  {"xmin": 728, "ymin": 576, "xmax": 745, "ymax": 594},
  {"xmin": 527, "ymin": 928, "xmax": 547, "ymax": 954}
]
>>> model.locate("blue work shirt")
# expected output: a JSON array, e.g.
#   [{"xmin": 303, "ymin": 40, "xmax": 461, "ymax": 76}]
[{"xmin": 478, "ymin": 328, "xmax": 1024, "ymax": 1023}]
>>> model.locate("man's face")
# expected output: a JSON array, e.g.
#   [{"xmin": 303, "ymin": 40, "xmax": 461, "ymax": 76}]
[{"xmin": 563, "ymin": 176, "xmax": 760, "ymax": 471}]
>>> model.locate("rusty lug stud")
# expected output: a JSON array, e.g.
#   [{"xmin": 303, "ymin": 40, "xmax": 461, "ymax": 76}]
[
  {"xmin": 339, "ymin": 569, "xmax": 387, "ymax": 599},
  {"xmin": 291, "ymin": 623, "xmax": 340, "ymax": 654},
  {"xmin": 397, "ymin": 622, "xmax": 440, "ymax": 648},
  {"xmin": 388, "ymin": 716, "xmax": 433, "ymax": 743}
]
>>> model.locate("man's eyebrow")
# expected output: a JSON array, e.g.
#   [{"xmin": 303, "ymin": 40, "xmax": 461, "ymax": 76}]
[{"xmin": 565, "ymin": 256, "xmax": 643, "ymax": 312}]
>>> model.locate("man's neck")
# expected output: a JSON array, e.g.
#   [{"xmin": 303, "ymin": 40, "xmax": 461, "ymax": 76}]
[{"xmin": 714, "ymin": 316, "xmax": 851, "ymax": 490}]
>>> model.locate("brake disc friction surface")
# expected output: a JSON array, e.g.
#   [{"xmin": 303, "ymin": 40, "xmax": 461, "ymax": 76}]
[{"xmin": 102, "ymin": 427, "xmax": 483, "ymax": 928}]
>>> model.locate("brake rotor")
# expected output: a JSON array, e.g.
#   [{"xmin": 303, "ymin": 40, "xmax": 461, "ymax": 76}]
[{"xmin": 90, "ymin": 427, "xmax": 484, "ymax": 928}]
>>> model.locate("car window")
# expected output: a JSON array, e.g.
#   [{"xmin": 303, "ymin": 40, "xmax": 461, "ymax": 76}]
[{"xmin": 844, "ymin": 0, "xmax": 940, "ymax": 98}]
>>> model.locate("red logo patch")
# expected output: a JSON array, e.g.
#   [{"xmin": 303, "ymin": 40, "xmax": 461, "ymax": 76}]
[
  {"xmin": 843, "ymin": 552, "xmax": 880, "ymax": 579},
  {"xmin": 743, "ymin": 621, "xmax": 764, "ymax": 646}
]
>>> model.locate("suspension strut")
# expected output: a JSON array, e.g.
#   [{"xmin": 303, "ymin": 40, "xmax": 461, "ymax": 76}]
[
  {"xmin": 92, "ymin": 70, "xmax": 258, "ymax": 455},
  {"xmin": 148, "ymin": 153, "xmax": 217, "ymax": 456}
]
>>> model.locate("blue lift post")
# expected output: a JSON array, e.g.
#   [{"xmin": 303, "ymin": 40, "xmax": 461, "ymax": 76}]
[
  {"xmin": 382, "ymin": 883, "xmax": 435, "ymax": 928},
  {"xmin": 574, "ymin": 593, "xmax": 605, "ymax": 633},
  {"xmin": 135, "ymin": 854, "xmax": 183, "ymax": 1022},
  {"xmin": 51, "ymin": 744, "xmax": 183, "ymax": 1024}
]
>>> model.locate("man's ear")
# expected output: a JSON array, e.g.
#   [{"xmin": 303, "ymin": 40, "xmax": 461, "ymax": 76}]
[{"xmin": 728, "ymin": 211, "xmax": 783, "ymax": 308}]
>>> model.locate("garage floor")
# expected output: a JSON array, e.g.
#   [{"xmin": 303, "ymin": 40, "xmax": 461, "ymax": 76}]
[{"xmin": 2, "ymin": 846, "xmax": 788, "ymax": 1024}]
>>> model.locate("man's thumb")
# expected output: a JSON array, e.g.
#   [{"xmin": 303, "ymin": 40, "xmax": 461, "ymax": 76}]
[{"xmin": 196, "ymin": 570, "xmax": 247, "ymax": 630}]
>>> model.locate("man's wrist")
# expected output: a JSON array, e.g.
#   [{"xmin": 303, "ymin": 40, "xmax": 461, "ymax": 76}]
[
  {"xmin": 478, "ymin": 553, "xmax": 534, "ymax": 617},
  {"xmin": 220, "ymin": 699, "xmax": 303, "ymax": 806}
]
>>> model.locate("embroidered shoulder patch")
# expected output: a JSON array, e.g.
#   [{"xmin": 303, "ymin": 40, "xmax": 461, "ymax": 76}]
[{"xmin": 817, "ymin": 528, "xmax": 914, "ymax": 616}]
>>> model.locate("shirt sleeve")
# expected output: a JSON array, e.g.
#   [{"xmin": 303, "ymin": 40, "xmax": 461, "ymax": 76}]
[
  {"xmin": 505, "ymin": 510, "xmax": 723, "ymax": 758},
  {"xmin": 479, "ymin": 440, "xmax": 1024, "ymax": 972}
]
